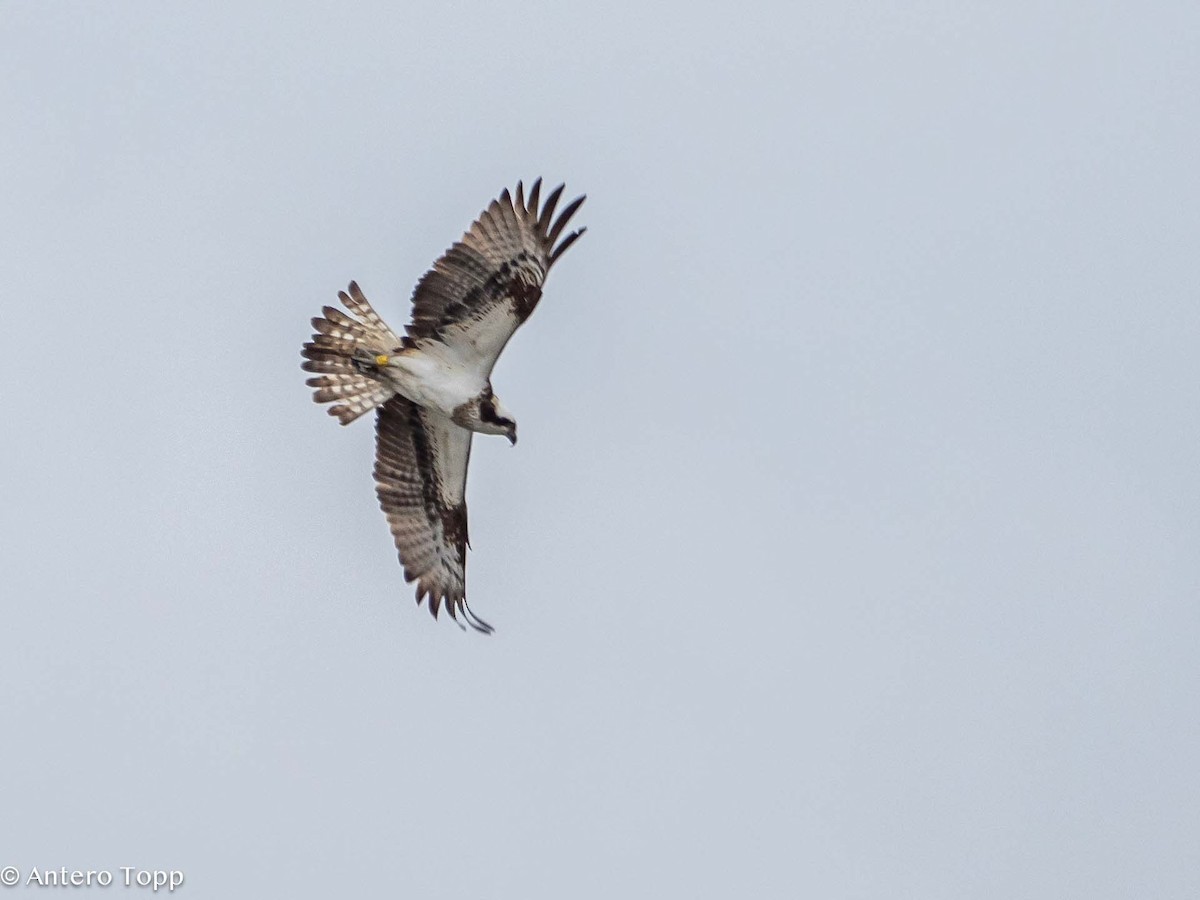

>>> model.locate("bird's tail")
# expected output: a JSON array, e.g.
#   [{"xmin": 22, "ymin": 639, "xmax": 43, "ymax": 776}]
[{"xmin": 301, "ymin": 282, "xmax": 402, "ymax": 425}]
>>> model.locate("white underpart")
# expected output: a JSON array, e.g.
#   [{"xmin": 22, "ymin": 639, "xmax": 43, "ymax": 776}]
[
  {"xmin": 434, "ymin": 300, "xmax": 526, "ymax": 376},
  {"xmin": 380, "ymin": 295, "xmax": 526, "ymax": 416},
  {"xmin": 424, "ymin": 414, "xmax": 472, "ymax": 507},
  {"xmin": 381, "ymin": 344, "xmax": 490, "ymax": 417}
]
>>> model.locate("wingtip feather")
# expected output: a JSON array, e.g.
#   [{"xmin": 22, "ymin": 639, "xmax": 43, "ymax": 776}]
[
  {"xmin": 537, "ymin": 184, "xmax": 565, "ymax": 233},
  {"xmin": 550, "ymin": 227, "xmax": 586, "ymax": 264},
  {"xmin": 547, "ymin": 194, "xmax": 587, "ymax": 245}
]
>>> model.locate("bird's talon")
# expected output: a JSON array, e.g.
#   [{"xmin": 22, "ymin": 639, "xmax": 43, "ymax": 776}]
[{"xmin": 375, "ymin": 354, "xmax": 390, "ymax": 366}]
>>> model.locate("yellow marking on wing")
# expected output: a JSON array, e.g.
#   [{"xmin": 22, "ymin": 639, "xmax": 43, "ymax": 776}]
[{"xmin": 375, "ymin": 354, "xmax": 390, "ymax": 366}]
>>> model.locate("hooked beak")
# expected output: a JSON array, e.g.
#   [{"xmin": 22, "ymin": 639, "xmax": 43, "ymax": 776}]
[{"xmin": 507, "ymin": 430, "xmax": 517, "ymax": 447}]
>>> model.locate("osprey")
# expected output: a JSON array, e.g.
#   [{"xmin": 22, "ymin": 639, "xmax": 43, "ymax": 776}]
[{"xmin": 301, "ymin": 179, "xmax": 586, "ymax": 633}]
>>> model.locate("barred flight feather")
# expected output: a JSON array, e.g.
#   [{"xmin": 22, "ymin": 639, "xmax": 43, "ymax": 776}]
[
  {"xmin": 301, "ymin": 283, "xmax": 401, "ymax": 425},
  {"xmin": 403, "ymin": 177, "xmax": 586, "ymax": 378},
  {"xmin": 374, "ymin": 397, "xmax": 491, "ymax": 633}
]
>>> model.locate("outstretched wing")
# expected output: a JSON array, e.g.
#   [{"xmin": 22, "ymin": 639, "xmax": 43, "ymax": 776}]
[
  {"xmin": 406, "ymin": 178, "xmax": 586, "ymax": 377},
  {"xmin": 374, "ymin": 396, "xmax": 492, "ymax": 633}
]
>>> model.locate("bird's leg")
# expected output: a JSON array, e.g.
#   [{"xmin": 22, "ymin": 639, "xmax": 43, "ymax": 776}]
[{"xmin": 350, "ymin": 347, "xmax": 392, "ymax": 374}]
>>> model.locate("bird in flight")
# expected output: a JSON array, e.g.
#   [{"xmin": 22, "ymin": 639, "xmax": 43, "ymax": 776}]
[{"xmin": 301, "ymin": 179, "xmax": 586, "ymax": 633}]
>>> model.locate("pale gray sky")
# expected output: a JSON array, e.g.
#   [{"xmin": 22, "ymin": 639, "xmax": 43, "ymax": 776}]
[{"xmin": 2, "ymin": 2, "xmax": 1198, "ymax": 897}]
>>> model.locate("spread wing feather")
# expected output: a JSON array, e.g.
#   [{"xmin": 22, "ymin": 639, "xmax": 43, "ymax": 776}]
[
  {"xmin": 301, "ymin": 283, "xmax": 401, "ymax": 424},
  {"xmin": 406, "ymin": 178, "xmax": 586, "ymax": 377},
  {"xmin": 374, "ymin": 396, "xmax": 492, "ymax": 633}
]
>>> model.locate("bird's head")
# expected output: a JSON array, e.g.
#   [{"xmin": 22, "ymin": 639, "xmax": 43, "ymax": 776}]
[{"xmin": 480, "ymin": 394, "xmax": 518, "ymax": 446}]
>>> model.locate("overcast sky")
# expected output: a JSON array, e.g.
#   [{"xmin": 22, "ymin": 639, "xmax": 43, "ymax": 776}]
[{"xmin": 2, "ymin": 2, "xmax": 1198, "ymax": 898}]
